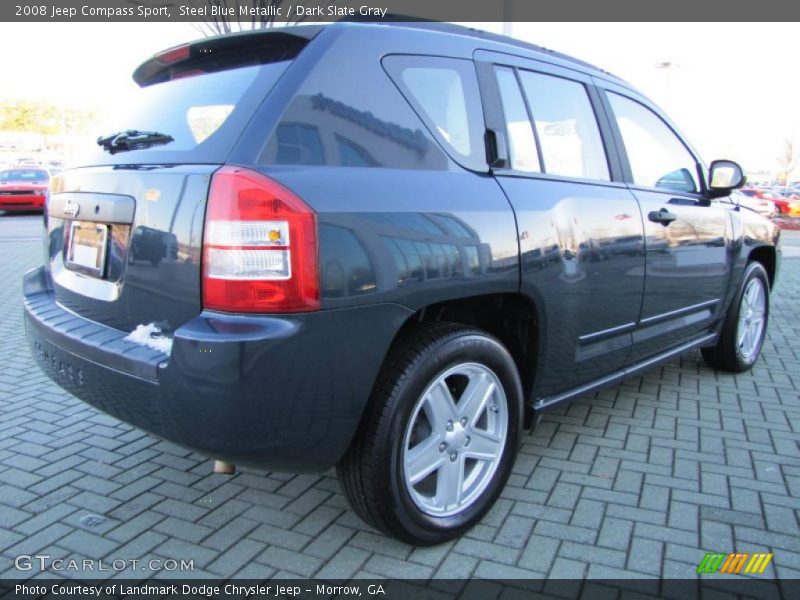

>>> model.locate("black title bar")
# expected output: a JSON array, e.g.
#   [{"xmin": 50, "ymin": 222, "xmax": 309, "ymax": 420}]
[{"xmin": 4, "ymin": 0, "xmax": 800, "ymax": 22}]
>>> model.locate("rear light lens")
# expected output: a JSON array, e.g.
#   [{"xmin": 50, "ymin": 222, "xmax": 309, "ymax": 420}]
[
  {"xmin": 155, "ymin": 44, "xmax": 190, "ymax": 65},
  {"xmin": 202, "ymin": 166, "xmax": 319, "ymax": 313}
]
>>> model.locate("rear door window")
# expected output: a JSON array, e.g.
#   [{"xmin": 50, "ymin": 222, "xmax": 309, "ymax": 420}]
[
  {"xmin": 384, "ymin": 56, "xmax": 487, "ymax": 172},
  {"xmin": 517, "ymin": 71, "xmax": 610, "ymax": 181},
  {"xmin": 494, "ymin": 67, "xmax": 541, "ymax": 173}
]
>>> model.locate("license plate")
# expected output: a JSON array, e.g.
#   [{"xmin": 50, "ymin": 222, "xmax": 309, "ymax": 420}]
[{"xmin": 66, "ymin": 221, "xmax": 108, "ymax": 277}]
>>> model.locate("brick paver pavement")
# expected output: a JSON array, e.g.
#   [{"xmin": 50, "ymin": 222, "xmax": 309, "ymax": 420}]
[{"xmin": 0, "ymin": 230, "xmax": 798, "ymax": 580}]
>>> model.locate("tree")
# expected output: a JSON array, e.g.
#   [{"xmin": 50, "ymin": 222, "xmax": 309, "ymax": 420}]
[
  {"xmin": 0, "ymin": 101, "xmax": 99, "ymax": 136},
  {"xmin": 777, "ymin": 138, "xmax": 797, "ymax": 186},
  {"xmin": 128, "ymin": 0, "xmax": 316, "ymax": 37}
]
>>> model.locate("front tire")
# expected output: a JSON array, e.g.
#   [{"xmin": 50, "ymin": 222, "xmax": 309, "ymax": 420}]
[
  {"xmin": 702, "ymin": 262, "xmax": 770, "ymax": 372},
  {"xmin": 337, "ymin": 322, "xmax": 523, "ymax": 545}
]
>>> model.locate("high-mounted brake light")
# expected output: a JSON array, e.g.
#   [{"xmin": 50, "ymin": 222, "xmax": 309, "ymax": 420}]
[
  {"xmin": 202, "ymin": 166, "xmax": 319, "ymax": 313},
  {"xmin": 154, "ymin": 44, "xmax": 190, "ymax": 65}
]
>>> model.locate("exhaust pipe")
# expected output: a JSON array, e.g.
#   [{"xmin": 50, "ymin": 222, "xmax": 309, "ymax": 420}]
[{"xmin": 213, "ymin": 460, "xmax": 235, "ymax": 474}]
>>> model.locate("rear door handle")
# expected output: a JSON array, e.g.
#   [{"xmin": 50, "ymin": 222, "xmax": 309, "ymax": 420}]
[
  {"xmin": 648, "ymin": 209, "xmax": 678, "ymax": 225},
  {"xmin": 485, "ymin": 128, "xmax": 509, "ymax": 169}
]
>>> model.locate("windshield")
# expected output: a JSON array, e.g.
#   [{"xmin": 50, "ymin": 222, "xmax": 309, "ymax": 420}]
[
  {"xmin": 0, "ymin": 169, "xmax": 49, "ymax": 182},
  {"xmin": 79, "ymin": 60, "xmax": 293, "ymax": 165}
]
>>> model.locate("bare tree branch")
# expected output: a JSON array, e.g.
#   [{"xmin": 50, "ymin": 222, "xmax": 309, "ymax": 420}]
[
  {"xmin": 128, "ymin": 0, "xmax": 312, "ymax": 38},
  {"xmin": 777, "ymin": 139, "xmax": 797, "ymax": 186}
]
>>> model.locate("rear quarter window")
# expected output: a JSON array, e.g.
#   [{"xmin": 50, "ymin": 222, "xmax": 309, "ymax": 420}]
[
  {"xmin": 384, "ymin": 55, "xmax": 487, "ymax": 172},
  {"xmin": 260, "ymin": 50, "xmax": 449, "ymax": 170}
]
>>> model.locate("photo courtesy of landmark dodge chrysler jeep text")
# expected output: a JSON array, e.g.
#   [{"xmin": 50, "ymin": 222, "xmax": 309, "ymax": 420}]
[{"xmin": 23, "ymin": 22, "xmax": 781, "ymax": 544}]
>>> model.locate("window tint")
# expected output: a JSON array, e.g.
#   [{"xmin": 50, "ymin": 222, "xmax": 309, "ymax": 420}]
[
  {"xmin": 494, "ymin": 67, "xmax": 541, "ymax": 173},
  {"xmin": 518, "ymin": 71, "xmax": 609, "ymax": 181},
  {"xmin": 274, "ymin": 123, "xmax": 324, "ymax": 165},
  {"xmin": 402, "ymin": 67, "xmax": 471, "ymax": 155},
  {"xmin": 261, "ymin": 53, "xmax": 448, "ymax": 170},
  {"xmin": 607, "ymin": 93, "xmax": 699, "ymax": 193},
  {"xmin": 84, "ymin": 61, "xmax": 291, "ymax": 165},
  {"xmin": 384, "ymin": 56, "xmax": 486, "ymax": 171},
  {"xmin": 336, "ymin": 135, "xmax": 379, "ymax": 167}
]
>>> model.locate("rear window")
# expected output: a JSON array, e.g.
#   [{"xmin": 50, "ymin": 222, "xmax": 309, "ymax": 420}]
[
  {"xmin": 79, "ymin": 61, "xmax": 293, "ymax": 166},
  {"xmin": 0, "ymin": 169, "xmax": 49, "ymax": 181}
]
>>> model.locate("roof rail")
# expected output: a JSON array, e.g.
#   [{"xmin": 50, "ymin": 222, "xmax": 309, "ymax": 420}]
[{"xmin": 337, "ymin": 18, "xmax": 613, "ymax": 78}]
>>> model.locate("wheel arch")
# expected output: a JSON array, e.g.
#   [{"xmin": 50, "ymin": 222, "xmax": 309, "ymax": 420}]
[
  {"xmin": 748, "ymin": 245, "xmax": 777, "ymax": 288},
  {"xmin": 390, "ymin": 292, "xmax": 540, "ymax": 417}
]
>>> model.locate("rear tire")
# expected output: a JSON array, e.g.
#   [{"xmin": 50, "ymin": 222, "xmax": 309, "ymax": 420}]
[
  {"xmin": 337, "ymin": 322, "xmax": 523, "ymax": 545},
  {"xmin": 702, "ymin": 262, "xmax": 770, "ymax": 373}
]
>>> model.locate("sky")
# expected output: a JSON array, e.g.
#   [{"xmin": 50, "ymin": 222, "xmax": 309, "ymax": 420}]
[{"xmin": 0, "ymin": 21, "xmax": 797, "ymax": 176}]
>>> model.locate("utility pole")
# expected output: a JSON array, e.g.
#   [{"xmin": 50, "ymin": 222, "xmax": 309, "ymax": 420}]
[
  {"xmin": 655, "ymin": 61, "xmax": 676, "ymax": 111},
  {"xmin": 502, "ymin": 0, "xmax": 513, "ymax": 38}
]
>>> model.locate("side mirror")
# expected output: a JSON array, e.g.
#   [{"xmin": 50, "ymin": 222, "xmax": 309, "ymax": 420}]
[{"xmin": 708, "ymin": 160, "xmax": 746, "ymax": 198}]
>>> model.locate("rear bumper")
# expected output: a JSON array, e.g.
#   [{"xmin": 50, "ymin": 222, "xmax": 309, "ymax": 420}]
[
  {"xmin": 0, "ymin": 193, "xmax": 44, "ymax": 211},
  {"xmin": 23, "ymin": 266, "xmax": 412, "ymax": 471}
]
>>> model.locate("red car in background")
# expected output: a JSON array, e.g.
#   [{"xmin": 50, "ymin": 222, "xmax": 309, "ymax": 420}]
[
  {"xmin": 772, "ymin": 189, "xmax": 800, "ymax": 218},
  {"xmin": 741, "ymin": 186, "xmax": 800, "ymax": 217},
  {"xmin": 0, "ymin": 167, "xmax": 50, "ymax": 212}
]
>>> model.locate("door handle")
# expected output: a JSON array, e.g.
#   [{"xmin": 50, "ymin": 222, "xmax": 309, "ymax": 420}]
[
  {"xmin": 485, "ymin": 128, "xmax": 509, "ymax": 169},
  {"xmin": 648, "ymin": 209, "xmax": 678, "ymax": 225}
]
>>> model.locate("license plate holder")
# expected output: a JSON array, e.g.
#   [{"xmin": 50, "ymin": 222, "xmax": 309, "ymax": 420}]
[{"xmin": 66, "ymin": 221, "xmax": 109, "ymax": 278}]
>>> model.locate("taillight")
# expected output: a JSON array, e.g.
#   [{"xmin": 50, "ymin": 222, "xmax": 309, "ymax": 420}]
[{"xmin": 202, "ymin": 166, "xmax": 319, "ymax": 313}]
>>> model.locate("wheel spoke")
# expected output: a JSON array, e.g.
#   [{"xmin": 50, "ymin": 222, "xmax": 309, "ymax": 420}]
[
  {"xmin": 748, "ymin": 319, "xmax": 763, "ymax": 353},
  {"xmin": 743, "ymin": 325, "xmax": 755, "ymax": 356},
  {"xmin": 463, "ymin": 429, "xmax": 502, "ymax": 462},
  {"xmin": 406, "ymin": 434, "xmax": 445, "ymax": 485},
  {"xmin": 746, "ymin": 283, "xmax": 759, "ymax": 308},
  {"xmin": 753, "ymin": 286, "xmax": 765, "ymax": 310},
  {"xmin": 435, "ymin": 455, "xmax": 465, "ymax": 508},
  {"xmin": 423, "ymin": 381, "xmax": 458, "ymax": 432},
  {"xmin": 737, "ymin": 320, "xmax": 748, "ymax": 348},
  {"xmin": 457, "ymin": 374, "xmax": 494, "ymax": 424}
]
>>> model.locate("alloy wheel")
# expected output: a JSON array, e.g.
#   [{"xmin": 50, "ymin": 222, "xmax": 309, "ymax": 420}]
[{"xmin": 402, "ymin": 362, "xmax": 508, "ymax": 517}]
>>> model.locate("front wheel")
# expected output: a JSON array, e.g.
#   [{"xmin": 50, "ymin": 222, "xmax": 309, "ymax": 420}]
[
  {"xmin": 337, "ymin": 322, "xmax": 523, "ymax": 545},
  {"xmin": 702, "ymin": 262, "xmax": 770, "ymax": 372}
]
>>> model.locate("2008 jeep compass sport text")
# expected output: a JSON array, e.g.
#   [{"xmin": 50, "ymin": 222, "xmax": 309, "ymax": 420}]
[{"xmin": 24, "ymin": 22, "xmax": 780, "ymax": 544}]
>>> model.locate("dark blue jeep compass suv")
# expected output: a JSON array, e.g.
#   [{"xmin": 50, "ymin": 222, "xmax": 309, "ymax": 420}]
[{"xmin": 24, "ymin": 22, "xmax": 780, "ymax": 544}]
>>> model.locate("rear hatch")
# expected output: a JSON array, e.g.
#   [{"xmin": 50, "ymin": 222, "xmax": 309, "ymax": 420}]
[{"xmin": 45, "ymin": 29, "xmax": 316, "ymax": 334}]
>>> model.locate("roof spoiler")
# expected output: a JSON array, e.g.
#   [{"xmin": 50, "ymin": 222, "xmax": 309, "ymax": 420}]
[{"xmin": 132, "ymin": 26, "xmax": 323, "ymax": 87}]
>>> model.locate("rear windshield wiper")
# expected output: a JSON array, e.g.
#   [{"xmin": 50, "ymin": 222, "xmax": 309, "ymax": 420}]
[{"xmin": 97, "ymin": 130, "xmax": 174, "ymax": 154}]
